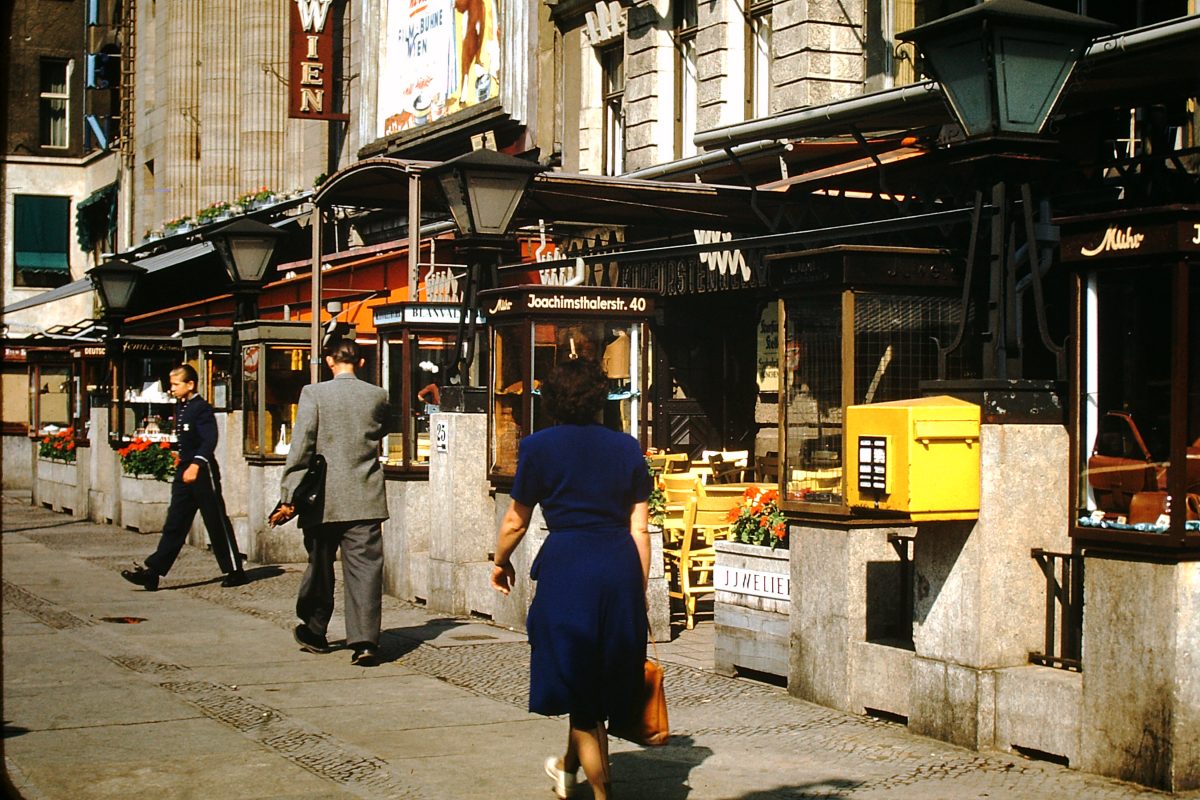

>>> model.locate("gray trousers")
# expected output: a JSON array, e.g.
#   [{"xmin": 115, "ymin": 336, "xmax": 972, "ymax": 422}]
[{"xmin": 296, "ymin": 520, "xmax": 383, "ymax": 646}]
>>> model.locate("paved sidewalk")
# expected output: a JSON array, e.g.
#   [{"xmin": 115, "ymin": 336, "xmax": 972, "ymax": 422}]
[{"xmin": 2, "ymin": 495, "xmax": 1189, "ymax": 799}]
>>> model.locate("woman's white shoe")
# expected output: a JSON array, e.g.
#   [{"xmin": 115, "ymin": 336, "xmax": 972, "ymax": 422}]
[{"xmin": 544, "ymin": 756, "xmax": 577, "ymax": 799}]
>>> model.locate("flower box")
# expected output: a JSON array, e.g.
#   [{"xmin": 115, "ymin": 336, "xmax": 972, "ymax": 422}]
[
  {"xmin": 713, "ymin": 539, "xmax": 791, "ymax": 680},
  {"xmin": 37, "ymin": 457, "xmax": 77, "ymax": 513},
  {"xmin": 120, "ymin": 474, "xmax": 171, "ymax": 534}
]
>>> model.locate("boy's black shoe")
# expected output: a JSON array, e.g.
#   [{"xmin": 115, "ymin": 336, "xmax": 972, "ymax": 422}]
[
  {"xmin": 221, "ymin": 570, "xmax": 249, "ymax": 587},
  {"xmin": 120, "ymin": 565, "xmax": 160, "ymax": 591}
]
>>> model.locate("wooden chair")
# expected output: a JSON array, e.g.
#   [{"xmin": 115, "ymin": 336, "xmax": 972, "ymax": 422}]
[
  {"xmin": 660, "ymin": 473, "xmax": 701, "ymax": 545},
  {"xmin": 648, "ymin": 452, "xmax": 690, "ymax": 474},
  {"xmin": 710, "ymin": 458, "xmax": 748, "ymax": 484},
  {"xmin": 664, "ymin": 493, "xmax": 742, "ymax": 629},
  {"xmin": 699, "ymin": 481, "xmax": 753, "ymax": 499},
  {"xmin": 754, "ymin": 452, "xmax": 780, "ymax": 483},
  {"xmin": 662, "ymin": 473, "xmax": 701, "ymax": 506}
]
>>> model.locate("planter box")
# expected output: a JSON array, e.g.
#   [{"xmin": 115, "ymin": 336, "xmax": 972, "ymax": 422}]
[
  {"xmin": 120, "ymin": 474, "xmax": 172, "ymax": 534},
  {"xmin": 37, "ymin": 457, "xmax": 77, "ymax": 513},
  {"xmin": 714, "ymin": 539, "xmax": 791, "ymax": 679}
]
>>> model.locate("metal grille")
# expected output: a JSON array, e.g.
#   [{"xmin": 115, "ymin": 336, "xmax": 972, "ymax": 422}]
[
  {"xmin": 854, "ymin": 294, "xmax": 961, "ymax": 405},
  {"xmin": 1030, "ymin": 549, "xmax": 1083, "ymax": 671}
]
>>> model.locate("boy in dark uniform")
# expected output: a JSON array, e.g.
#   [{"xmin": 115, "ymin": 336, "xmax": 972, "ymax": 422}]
[{"xmin": 122, "ymin": 364, "xmax": 247, "ymax": 590}]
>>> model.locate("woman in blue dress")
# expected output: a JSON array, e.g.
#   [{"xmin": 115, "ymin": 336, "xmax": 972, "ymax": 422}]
[{"xmin": 491, "ymin": 357, "xmax": 652, "ymax": 800}]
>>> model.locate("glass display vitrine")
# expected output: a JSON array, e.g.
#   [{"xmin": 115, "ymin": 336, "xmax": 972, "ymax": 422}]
[
  {"xmin": 108, "ymin": 337, "xmax": 183, "ymax": 444},
  {"xmin": 374, "ymin": 303, "xmax": 486, "ymax": 472},
  {"xmin": 1060, "ymin": 206, "xmax": 1200, "ymax": 550},
  {"xmin": 767, "ymin": 246, "xmax": 962, "ymax": 514},
  {"xmin": 237, "ymin": 321, "xmax": 312, "ymax": 460},
  {"xmin": 181, "ymin": 328, "xmax": 232, "ymax": 411},
  {"xmin": 2, "ymin": 345, "xmax": 31, "ymax": 436},
  {"xmin": 28, "ymin": 348, "xmax": 73, "ymax": 437},
  {"xmin": 478, "ymin": 285, "xmax": 656, "ymax": 480},
  {"xmin": 69, "ymin": 344, "xmax": 107, "ymax": 443}
]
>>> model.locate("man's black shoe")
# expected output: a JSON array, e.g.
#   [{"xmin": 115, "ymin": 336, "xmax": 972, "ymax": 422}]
[
  {"xmin": 220, "ymin": 570, "xmax": 249, "ymax": 587},
  {"xmin": 293, "ymin": 624, "xmax": 331, "ymax": 654},
  {"xmin": 350, "ymin": 643, "xmax": 380, "ymax": 667},
  {"xmin": 121, "ymin": 565, "xmax": 159, "ymax": 591}
]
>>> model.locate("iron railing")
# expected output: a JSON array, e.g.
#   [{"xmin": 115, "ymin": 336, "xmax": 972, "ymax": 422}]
[{"xmin": 1029, "ymin": 549, "xmax": 1083, "ymax": 671}]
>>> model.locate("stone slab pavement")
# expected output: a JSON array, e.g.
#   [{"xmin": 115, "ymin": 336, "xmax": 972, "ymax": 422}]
[{"xmin": 2, "ymin": 494, "xmax": 1193, "ymax": 800}]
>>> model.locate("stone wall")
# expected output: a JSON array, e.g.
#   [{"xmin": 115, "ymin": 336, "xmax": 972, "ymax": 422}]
[
  {"xmin": 790, "ymin": 521, "xmax": 914, "ymax": 716},
  {"xmin": 910, "ymin": 424, "xmax": 1071, "ymax": 750},
  {"xmin": 3, "ymin": 435, "xmax": 33, "ymax": 491},
  {"xmin": 1079, "ymin": 556, "xmax": 1200, "ymax": 791}
]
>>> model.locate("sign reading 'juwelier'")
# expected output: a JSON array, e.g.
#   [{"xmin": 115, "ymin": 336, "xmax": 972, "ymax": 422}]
[
  {"xmin": 289, "ymin": 0, "xmax": 348, "ymax": 121},
  {"xmin": 713, "ymin": 565, "xmax": 790, "ymax": 601}
]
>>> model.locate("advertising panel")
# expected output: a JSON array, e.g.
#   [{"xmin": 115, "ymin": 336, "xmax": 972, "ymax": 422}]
[{"xmin": 378, "ymin": 0, "xmax": 501, "ymax": 137}]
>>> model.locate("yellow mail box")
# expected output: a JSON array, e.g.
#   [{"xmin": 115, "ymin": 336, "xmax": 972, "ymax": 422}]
[{"xmin": 846, "ymin": 396, "xmax": 980, "ymax": 521}]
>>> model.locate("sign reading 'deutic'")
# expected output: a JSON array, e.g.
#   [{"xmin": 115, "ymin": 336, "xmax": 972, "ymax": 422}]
[{"xmin": 713, "ymin": 566, "xmax": 790, "ymax": 601}]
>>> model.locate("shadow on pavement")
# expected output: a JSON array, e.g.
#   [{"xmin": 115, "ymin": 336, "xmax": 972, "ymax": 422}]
[
  {"xmin": 3, "ymin": 721, "xmax": 30, "ymax": 739},
  {"xmin": 378, "ymin": 617, "xmax": 470, "ymax": 662},
  {"xmin": 727, "ymin": 781, "xmax": 860, "ymax": 799},
  {"xmin": 610, "ymin": 735, "xmax": 713, "ymax": 800},
  {"xmin": 158, "ymin": 564, "xmax": 285, "ymax": 591}
]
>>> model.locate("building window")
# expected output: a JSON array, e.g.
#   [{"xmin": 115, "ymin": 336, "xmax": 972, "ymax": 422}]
[
  {"xmin": 40, "ymin": 59, "xmax": 71, "ymax": 149},
  {"xmin": 600, "ymin": 43, "xmax": 625, "ymax": 176},
  {"xmin": 745, "ymin": 1, "xmax": 772, "ymax": 120},
  {"xmin": 674, "ymin": 1, "xmax": 698, "ymax": 160},
  {"xmin": 13, "ymin": 195, "xmax": 72, "ymax": 288}
]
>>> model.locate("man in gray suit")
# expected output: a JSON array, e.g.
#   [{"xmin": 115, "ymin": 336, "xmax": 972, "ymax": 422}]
[{"xmin": 270, "ymin": 339, "xmax": 389, "ymax": 666}]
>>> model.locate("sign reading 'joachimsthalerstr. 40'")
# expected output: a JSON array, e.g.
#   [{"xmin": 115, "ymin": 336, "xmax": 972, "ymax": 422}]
[{"xmin": 479, "ymin": 287, "xmax": 656, "ymax": 319}]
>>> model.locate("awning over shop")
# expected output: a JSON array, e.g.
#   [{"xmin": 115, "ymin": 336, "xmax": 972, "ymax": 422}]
[
  {"xmin": 2, "ymin": 241, "xmax": 215, "ymax": 316},
  {"xmin": 314, "ymin": 157, "xmax": 800, "ymax": 233}
]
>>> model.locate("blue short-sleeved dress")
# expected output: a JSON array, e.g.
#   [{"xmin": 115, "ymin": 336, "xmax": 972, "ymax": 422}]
[{"xmin": 511, "ymin": 423, "xmax": 652, "ymax": 727}]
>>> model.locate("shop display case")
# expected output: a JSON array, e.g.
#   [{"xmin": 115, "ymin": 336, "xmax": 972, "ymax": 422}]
[
  {"xmin": 2, "ymin": 345, "xmax": 31, "ymax": 436},
  {"xmin": 766, "ymin": 246, "xmax": 962, "ymax": 515},
  {"xmin": 374, "ymin": 303, "xmax": 486, "ymax": 472},
  {"xmin": 1060, "ymin": 206, "xmax": 1200, "ymax": 550},
  {"xmin": 108, "ymin": 337, "xmax": 183, "ymax": 444},
  {"xmin": 69, "ymin": 344, "xmax": 108, "ymax": 443},
  {"xmin": 237, "ymin": 321, "xmax": 312, "ymax": 460},
  {"xmin": 181, "ymin": 328, "xmax": 232, "ymax": 411},
  {"xmin": 28, "ymin": 347, "xmax": 73, "ymax": 437},
  {"xmin": 478, "ymin": 285, "xmax": 656, "ymax": 480}
]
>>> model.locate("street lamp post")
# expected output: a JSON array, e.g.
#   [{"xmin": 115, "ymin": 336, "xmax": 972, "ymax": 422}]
[
  {"xmin": 428, "ymin": 149, "xmax": 544, "ymax": 388},
  {"xmin": 206, "ymin": 219, "xmax": 286, "ymax": 407},
  {"xmin": 898, "ymin": 0, "xmax": 1113, "ymax": 411},
  {"xmin": 87, "ymin": 257, "xmax": 147, "ymax": 444}
]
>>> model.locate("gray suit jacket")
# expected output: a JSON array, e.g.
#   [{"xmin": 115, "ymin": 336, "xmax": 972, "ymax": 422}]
[{"xmin": 280, "ymin": 372, "xmax": 389, "ymax": 527}]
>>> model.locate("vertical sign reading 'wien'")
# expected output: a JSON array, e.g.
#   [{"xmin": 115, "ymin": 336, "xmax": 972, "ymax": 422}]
[{"xmin": 289, "ymin": 0, "xmax": 348, "ymax": 120}]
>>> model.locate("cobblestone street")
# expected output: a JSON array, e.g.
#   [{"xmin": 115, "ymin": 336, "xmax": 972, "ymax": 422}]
[{"xmin": 3, "ymin": 495, "xmax": 1192, "ymax": 799}]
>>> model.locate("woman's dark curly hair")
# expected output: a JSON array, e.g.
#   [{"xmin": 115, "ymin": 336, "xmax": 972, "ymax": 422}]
[{"xmin": 541, "ymin": 357, "xmax": 608, "ymax": 425}]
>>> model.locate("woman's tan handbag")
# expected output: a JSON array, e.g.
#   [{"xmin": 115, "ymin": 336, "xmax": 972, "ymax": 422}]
[{"xmin": 610, "ymin": 625, "xmax": 669, "ymax": 746}]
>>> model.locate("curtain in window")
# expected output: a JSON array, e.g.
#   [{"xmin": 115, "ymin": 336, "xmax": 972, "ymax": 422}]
[{"xmin": 14, "ymin": 195, "xmax": 71, "ymax": 272}]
